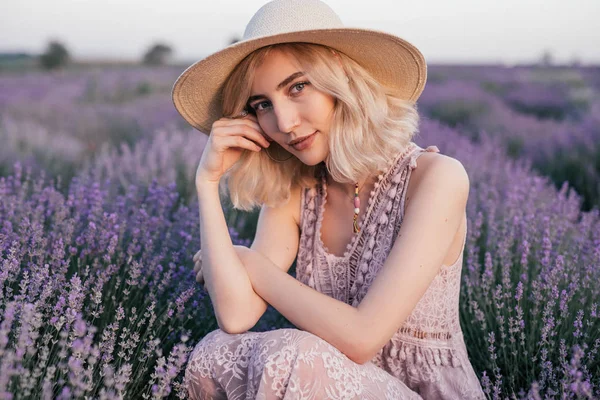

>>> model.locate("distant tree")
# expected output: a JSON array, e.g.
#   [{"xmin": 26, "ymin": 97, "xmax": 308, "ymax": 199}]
[
  {"xmin": 142, "ymin": 43, "xmax": 173, "ymax": 66},
  {"xmin": 539, "ymin": 49, "xmax": 554, "ymax": 67},
  {"xmin": 39, "ymin": 40, "xmax": 70, "ymax": 70}
]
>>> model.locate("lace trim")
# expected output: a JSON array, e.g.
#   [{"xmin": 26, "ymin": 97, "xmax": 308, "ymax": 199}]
[
  {"xmin": 315, "ymin": 142, "xmax": 418, "ymax": 262},
  {"xmin": 381, "ymin": 340, "xmax": 464, "ymax": 370},
  {"xmin": 298, "ymin": 185, "xmax": 318, "ymax": 287},
  {"xmin": 349, "ymin": 144, "xmax": 440, "ymax": 307},
  {"xmin": 396, "ymin": 327, "xmax": 453, "ymax": 340}
]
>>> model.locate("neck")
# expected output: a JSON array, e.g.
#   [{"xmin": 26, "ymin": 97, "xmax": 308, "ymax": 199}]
[{"xmin": 325, "ymin": 172, "xmax": 377, "ymax": 198}]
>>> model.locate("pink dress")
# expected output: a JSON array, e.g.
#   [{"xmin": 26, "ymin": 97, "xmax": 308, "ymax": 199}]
[{"xmin": 184, "ymin": 143, "xmax": 486, "ymax": 399}]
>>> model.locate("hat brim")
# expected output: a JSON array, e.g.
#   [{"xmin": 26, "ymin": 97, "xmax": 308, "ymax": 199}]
[{"xmin": 172, "ymin": 28, "xmax": 427, "ymax": 134}]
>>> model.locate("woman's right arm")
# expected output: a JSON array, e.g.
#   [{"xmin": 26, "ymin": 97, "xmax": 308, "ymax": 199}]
[
  {"xmin": 196, "ymin": 181, "xmax": 257, "ymax": 333},
  {"xmin": 197, "ymin": 182, "xmax": 300, "ymax": 333}
]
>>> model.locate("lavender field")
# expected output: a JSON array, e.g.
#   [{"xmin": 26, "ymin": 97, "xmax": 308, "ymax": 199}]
[{"xmin": 1, "ymin": 64, "xmax": 599, "ymax": 399}]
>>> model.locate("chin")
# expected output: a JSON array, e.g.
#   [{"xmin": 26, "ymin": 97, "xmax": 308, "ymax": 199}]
[
  {"xmin": 294, "ymin": 135, "xmax": 328, "ymax": 166},
  {"xmin": 297, "ymin": 158, "xmax": 323, "ymax": 167},
  {"xmin": 295, "ymin": 150, "xmax": 328, "ymax": 167}
]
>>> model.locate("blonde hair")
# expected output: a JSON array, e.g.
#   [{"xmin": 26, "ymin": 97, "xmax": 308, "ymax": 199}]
[{"xmin": 220, "ymin": 42, "xmax": 421, "ymax": 211}]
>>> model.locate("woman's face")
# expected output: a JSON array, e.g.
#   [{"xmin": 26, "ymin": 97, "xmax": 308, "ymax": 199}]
[{"xmin": 247, "ymin": 49, "xmax": 335, "ymax": 166}]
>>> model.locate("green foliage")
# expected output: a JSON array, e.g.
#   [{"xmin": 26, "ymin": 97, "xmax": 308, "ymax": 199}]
[
  {"xmin": 507, "ymin": 100, "xmax": 568, "ymax": 121},
  {"xmin": 142, "ymin": 43, "xmax": 173, "ymax": 66},
  {"xmin": 428, "ymin": 100, "xmax": 489, "ymax": 132},
  {"xmin": 481, "ymin": 81, "xmax": 508, "ymax": 96},
  {"xmin": 39, "ymin": 40, "xmax": 70, "ymax": 70},
  {"xmin": 135, "ymin": 81, "xmax": 152, "ymax": 96},
  {"xmin": 537, "ymin": 146, "xmax": 600, "ymax": 212},
  {"xmin": 505, "ymin": 136, "xmax": 525, "ymax": 159}
]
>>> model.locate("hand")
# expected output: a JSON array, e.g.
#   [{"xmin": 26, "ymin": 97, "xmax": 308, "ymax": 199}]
[
  {"xmin": 193, "ymin": 248, "xmax": 206, "ymax": 290},
  {"xmin": 195, "ymin": 112, "xmax": 272, "ymax": 188},
  {"xmin": 192, "ymin": 246, "xmax": 252, "ymax": 290}
]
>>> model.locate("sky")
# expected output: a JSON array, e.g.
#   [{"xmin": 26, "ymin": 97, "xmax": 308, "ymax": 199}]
[{"xmin": 1, "ymin": 0, "xmax": 599, "ymax": 65}]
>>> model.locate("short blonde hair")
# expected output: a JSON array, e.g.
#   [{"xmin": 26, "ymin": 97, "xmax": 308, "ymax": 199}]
[{"xmin": 220, "ymin": 42, "xmax": 421, "ymax": 211}]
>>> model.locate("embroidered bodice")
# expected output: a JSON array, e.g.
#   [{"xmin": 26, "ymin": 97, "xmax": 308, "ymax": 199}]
[{"xmin": 296, "ymin": 143, "xmax": 468, "ymax": 365}]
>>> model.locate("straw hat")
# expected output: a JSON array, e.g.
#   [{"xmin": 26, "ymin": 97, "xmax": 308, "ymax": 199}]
[{"xmin": 172, "ymin": 0, "xmax": 427, "ymax": 134}]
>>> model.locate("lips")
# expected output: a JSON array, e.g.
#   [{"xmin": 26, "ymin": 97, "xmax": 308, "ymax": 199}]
[{"xmin": 289, "ymin": 131, "xmax": 316, "ymax": 146}]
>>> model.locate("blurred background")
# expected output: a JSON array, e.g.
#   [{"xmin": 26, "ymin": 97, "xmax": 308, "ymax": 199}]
[
  {"xmin": 2, "ymin": 0, "xmax": 599, "ymax": 65},
  {"xmin": 2, "ymin": 0, "xmax": 599, "ymax": 220},
  {"xmin": 2, "ymin": 0, "xmax": 600, "ymax": 228},
  {"xmin": 1, "ymin": 0, "xmax": 599, "ymax": 216}
]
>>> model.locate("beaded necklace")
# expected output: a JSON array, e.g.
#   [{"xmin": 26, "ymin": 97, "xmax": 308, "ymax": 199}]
[{"xmin": 327, "ymin": 175, "xmax": 372, "ymax": 234}]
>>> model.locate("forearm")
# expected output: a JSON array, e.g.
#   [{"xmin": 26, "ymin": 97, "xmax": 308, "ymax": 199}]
[
  {"xmin": 243, "ymin": 249, "xmax": 365, "ymax": 363},
  {"xmin": 196, "ymin": 182, "xmax": 264, "ymax": 332}
]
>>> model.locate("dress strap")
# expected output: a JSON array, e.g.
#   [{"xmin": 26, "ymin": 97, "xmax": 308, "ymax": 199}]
[{"xmin": 408, "ymin": 145, "xmax": 440, "ymax": 170}]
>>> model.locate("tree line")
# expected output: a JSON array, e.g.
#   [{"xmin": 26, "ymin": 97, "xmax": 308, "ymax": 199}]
[{"xmin": 38, "ymin": 40, "xmax": 174, "ymax": 70}]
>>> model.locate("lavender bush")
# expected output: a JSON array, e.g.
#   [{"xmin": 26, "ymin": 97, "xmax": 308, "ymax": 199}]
[
  {"xmin": 416, "ymin": 119, "xmax": 599, "ymax": 398},
  {"xmin": 1, "ymin": 64, "xmax": 600, "ymax": 398},
  {"xmin": 80, "ymin": 128, "xmax": 208, "ymax": 205},
  {"xmin": 419, "ymin": 65, "xmax": 600, "ymax": 212},
  {"xmin": 0, "ymin": 164, "xmax": 294, "ymax": 398},
  {"xmin": 0, "ymin": 67, "xmax": 188, "ymax": 174}
]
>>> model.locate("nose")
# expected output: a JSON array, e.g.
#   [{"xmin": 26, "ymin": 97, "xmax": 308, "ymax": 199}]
[{"xmin": 274, "ymin": 101, "xmax": 300, "ymax": 134}]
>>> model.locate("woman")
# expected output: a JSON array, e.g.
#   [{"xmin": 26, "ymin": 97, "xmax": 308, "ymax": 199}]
[{"xmin": 173, "ymin": 0, "xmax": 485, "ymax": 398}]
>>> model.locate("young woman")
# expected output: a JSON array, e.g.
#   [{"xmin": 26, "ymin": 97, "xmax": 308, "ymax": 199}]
[{"xmin": 173, "ymin": 0, "xmax": 485, "ymax": 398}]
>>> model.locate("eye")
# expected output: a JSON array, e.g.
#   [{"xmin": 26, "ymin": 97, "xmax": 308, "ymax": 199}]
[
  {"xmin": 291, "ymin": 81, "xmax": 310, "ymax": 94},
  {"xmin": 252, "ymin": 101, "xmax": 271, "ymax": 113},
  {"xmin": 250, "ymin": 81, "xmax": 311, "ymax": 113}
]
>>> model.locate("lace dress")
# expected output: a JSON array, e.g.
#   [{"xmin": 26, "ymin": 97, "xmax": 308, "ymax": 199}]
[{"xmin": 184, "ymin": 143, "xmax": 486, "ymax": 399}]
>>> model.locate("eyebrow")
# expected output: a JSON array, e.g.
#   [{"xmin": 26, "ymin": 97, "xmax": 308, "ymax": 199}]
[{"xmin": 247, "ymin": 71, "xmax": 305, "ymax": 104}]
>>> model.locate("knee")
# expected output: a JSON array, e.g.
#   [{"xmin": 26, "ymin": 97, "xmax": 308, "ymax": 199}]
[
  {"xmin": 189, "ymin": 329, "xmax": 226, "ymax": 365},
  {"xmin": 184, "ymin": 364, "xmax": 226, "ymax": 400},
  {"xmin": 260, "ymin": 329, "xmax": 326, "ymax": 370},
  {"xmin": 184, "ymin": 330, "xmax": 229, "ymax": 400}
]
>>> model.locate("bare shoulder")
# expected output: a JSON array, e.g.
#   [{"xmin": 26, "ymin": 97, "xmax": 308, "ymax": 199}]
[
  {"xmin": 412, "ymin": 151, "xmax": 467, "ymax": 178},
  {"xmin": 403, "ymin": 151, "xmax": 469, "ymax": 267},
  {"xmin": 405, "ymin": 151, "xmax": 469, "ymax": 210}
]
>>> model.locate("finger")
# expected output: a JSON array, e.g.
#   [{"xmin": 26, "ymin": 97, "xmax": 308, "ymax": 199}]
[
  {"xmin": 193, "ymin": 250, "xmax": 202, "ymax": 262},
  {"xmin": 221, "ymin": 114, "xmax": 262, "ymax": 133},
  {"xmin": 241, "ymin": 114, "xmax": 270, "ymax": 140},
  {"xmin": 193, "ymin": 260, "xmax": 201, "ymax": 274},
  {"xmin": 215, "ymin": 122, "xmax": 271, "ymax": 149},
  {"xmin": 243, "ymin": 116, "xmax": 268, "ymax": 140},
  {"xmin": 227, "ymin": 122, "xmax": 271, "ymax": 148},
  {"xmin": 196, "ymin": 269, "xmax": 204, "ymax": 284},
  {"xmin": 220, "ymin": 134, "xmax": 265, "ymax": 153},
  {"xmin": 262, "ymin": 132, "xmax": 274, "ymax": 142}
]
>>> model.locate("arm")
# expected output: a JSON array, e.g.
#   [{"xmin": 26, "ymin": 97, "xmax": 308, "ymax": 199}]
[
  {"xmin": 196, "ymin": 181, "xmax": 258, "ymax": 333},
  {"xmin": 241, "ymin": 157, "xmax": 470, "ymax": 364},
  {"xmin": 197, "ymin": 182, "xmax": 300, "ymax": 334},
  {"xmin": 230, "ymin": 185, "xmax": 302, "ymax": 333}
]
